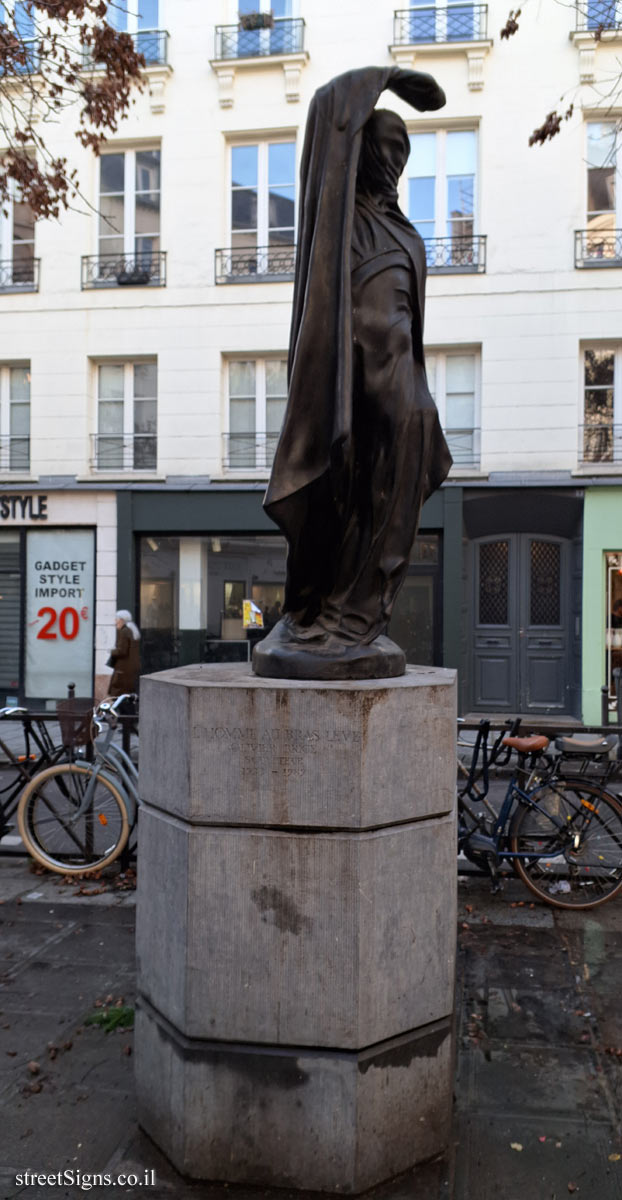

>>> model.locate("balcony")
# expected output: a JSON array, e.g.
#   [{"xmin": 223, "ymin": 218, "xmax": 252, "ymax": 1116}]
[
  {"xmin": 0, "ymin": 436, "xmax": 30, "ymax": 473},
  {"xmin": 423, "ymin": 235, "xmax": 486, "ymax": 273},
  {"xmin": 0, "ymin": 257, "xmax": 40, "ymax": 293},
  {"xmin": 223, "ymin": 433, "xmax": 279, "ymax": 473},
  {"xmin": 575, "ymin": 2, "xmax": 622, "ymax": 32},
  {"xmin": 575, "ymin": 229, "xmax": 622, "ymax": 267},
  {"xmin": 579, "ymin": 423, "xmax": 622, "ymax": 465},
  {"xmin": 215, "ymin": 244, "xmax": 296, "ymax": 284},
  {"xmin": 393, "ymin": 4, "xmax": 488, "ymax": 43},
  {"xmin": 446, "ymin": 428, "xmax": 480, "ymax": 470},
  {"xmin": 91, "ymin": 434, "xmax": 157, "ymax": 473},
  {"xmin": 83, "ymin": 29, "xmax": 169, "ymax": 68},
  {"xmin": 214, "ymin": 17, "xmax": 305, "ymax": 60},
  {"xmin": 81, "ymin": 252, "xmax": 167, "ymax": 289}
]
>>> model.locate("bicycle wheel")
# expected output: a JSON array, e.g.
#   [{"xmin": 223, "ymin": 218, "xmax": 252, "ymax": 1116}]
[
  {"xmin": 509, "ymin": 777, "xmax": 622, "ymax": 909},
  {"xmin": 17, "ymin": 764, "xmax": 129, "ymax": 875}
]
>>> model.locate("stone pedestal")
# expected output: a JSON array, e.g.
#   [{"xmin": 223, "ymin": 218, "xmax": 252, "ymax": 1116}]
[{"xmin": 135, "ymin": 663, "xmax": 457, "ymax": 1194}]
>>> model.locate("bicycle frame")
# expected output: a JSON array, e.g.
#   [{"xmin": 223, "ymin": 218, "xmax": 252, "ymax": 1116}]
[
  {"xmin": 59, "ymin": 705, "xmax": 139, "ymax": 828},
  {"xmin": 0, "ymin": 710, "xmax": 68, "ymax": 833}
]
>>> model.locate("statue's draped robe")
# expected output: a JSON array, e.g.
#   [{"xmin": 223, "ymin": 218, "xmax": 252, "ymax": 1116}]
[{"xmin": 264, "ymin": 67, "xmax": 452, "ymax": 643}]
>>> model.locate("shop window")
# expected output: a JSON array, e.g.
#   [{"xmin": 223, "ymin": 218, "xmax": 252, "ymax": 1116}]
[
  {"xmin": 407, "ymin": 129, "xmax": 482, "ymax": 271},
  {"xmin": 226, "ymin": 358, "xmax": 287, "ymax": 470},
  {"xmin": 582, "ymin": 345, "xmax": 622, "ymax": 462},
  {"xmin": 0, "ymin": 364, "xmax": 30, "ymax": 472},
  {"xmin": 139, "ymin": 534, "xmax": 288, "ymax": 672},
  {"xmin": 96, "ymin": 147, "xmax": 162, "ymax": 281},
  {"xmin": 95, "ymin": 360, "xmax": 157, "ymax": 472},
  {"xmin": 425, "ymin": 349, "xmax": 480, "ymax": 468},
  {"xmin": 228, "ymin": 138, "xmax": 296, "ymax": 277}
]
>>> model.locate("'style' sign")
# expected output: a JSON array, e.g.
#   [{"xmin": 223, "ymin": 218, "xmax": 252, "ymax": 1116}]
[{"xmin": 25, "ymin": 529, "xmax": 95, "ymax": 698}]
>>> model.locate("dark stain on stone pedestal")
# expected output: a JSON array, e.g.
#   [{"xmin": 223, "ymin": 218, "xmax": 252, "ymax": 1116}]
[{"xmin": 251, "ymin": 884, "xmax": 312, "ymax": 935}]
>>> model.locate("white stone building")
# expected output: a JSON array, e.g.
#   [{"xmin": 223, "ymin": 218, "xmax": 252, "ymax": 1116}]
[{"xmin": 1, "ymin": 0, "xmax": 621, "ymax": 719}]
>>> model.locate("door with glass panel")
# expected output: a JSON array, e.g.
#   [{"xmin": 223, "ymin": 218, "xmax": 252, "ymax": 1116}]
[
  {"xmin": 98, "ymin": 149, "xmax": 161, "ymax": 282},
  {"xmin": 237, "ymin": 0, "xmax": 294, "ymax": 55},
  {"xmin": 228, "ymin": 359, "xmax": 287, "ymax": 470},
  {"xmin": 472, "ymin": 534, "xmax": 571, "ymax": 712},
  {"xmin": 106, "ymin": 1, "xmax": 161, "ymax": 62}
]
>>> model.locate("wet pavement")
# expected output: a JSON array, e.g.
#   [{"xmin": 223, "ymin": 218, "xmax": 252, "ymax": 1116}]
[{"xmin": 0, "ymin": 858, "xmax": 621, "ymax": 1199}]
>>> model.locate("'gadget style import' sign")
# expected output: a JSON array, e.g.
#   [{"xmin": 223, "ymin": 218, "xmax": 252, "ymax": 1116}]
[{"xmin": 25, "ymin": 529, "xmax": 95, "ymax": 699}]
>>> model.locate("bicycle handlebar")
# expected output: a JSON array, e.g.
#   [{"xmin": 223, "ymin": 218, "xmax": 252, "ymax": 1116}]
[{"xmin": 0, "ymin": 707, "xmax": 29, "ymax": 718}]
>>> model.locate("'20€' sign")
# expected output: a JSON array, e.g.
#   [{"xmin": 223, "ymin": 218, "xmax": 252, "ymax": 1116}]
[{"xmin": 36, "ymin": 606, "xmax": 88, "ymax": 641}]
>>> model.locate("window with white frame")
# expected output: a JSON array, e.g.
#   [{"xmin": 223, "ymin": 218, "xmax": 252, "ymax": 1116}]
[
  {"xmin": 582, "ymin": 346, "xmax": 622, "ymax": 462},
  {"xmin": 584, "ymin": 1, "xmax": 621, "ymax": 30},
  {"xmin": 584, "ymin": 122, "xmax": 620, "ymax": 259},
  {"xmin": 0, "ymin": 2, "xmax": 37, "ymax": 70},
  {"xmin": 230, "ymin": 139, "xmax": 295, "ymax": 276},
  {"xmin": 406, "ymin": 0, "xmax": 480, "ymax": 43},
  {"xmin": 407, "ymin": 129, "xmax": 477, "ymax": 266},
  {"xmin": 106, "ymin": 1, "xmax": 163, "ymax": 62},
  {"xmin": 227, "ymin": 359, "xmax": 287, "ymax": 470},
  {"xmin": 0, "ymin": 180, "xmax": 35, "ymax": 287},
  {"xmin": 98, "ymin": 148, "xmax": 161, "ymax": 271},
  {"xmin": 236, "ymin": 0, "xmax": 298, "ymax": 54},
  {"xmin": 0, "ymin": 365, "xmax": 30, "ymax": 472},
  {"xmin": 96, "ymin": 361, "xmax": 157, "ymax": 472},
  {"xmin": 425, "ymin": 350, "xmax": 479, "ymax": 467}
]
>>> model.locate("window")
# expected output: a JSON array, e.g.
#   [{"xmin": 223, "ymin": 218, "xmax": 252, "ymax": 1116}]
[
  {"xmin": 408, "ymin": 129, "xmax": 482, "ymax": 270},
  {"xmin": 0, "ymin": 365, "xmax": 30, "ymax": 472},
  {"xmin": 582, "ymin": 346, "xmax": 622, "ymax": 462},
  {"xmin": 95, "ymin": 361, "xmax": 157, "ymax": 471},
  {"xmin": 236, "ymin": 0, "xmax": 299, "ymax": 55},
  {"xmin": 0, "ymin": 181, "xmax": 36, "ymax": 289},
  {"xmin": 425, "ymin": 350, "xmax": 479, "ymax": 467},
  {"xmin": 0, "ymin": 2, "xmax": 37, "ymax": 71},
  {"xmin": 105, "ymin": 1, "xmax": 164, "ymax": 62},
  {"xmin": 228, "ymin": 139, "xmax": 296, "ymax": 278},
  {"xmin": 406, "ymin": 1, "xmax": 480, "ymax": 43},
  {"xmin": 581, "ymin": 122, "xmax": 620, "ymax": 261},
  {"xmin": 96, "ymin": 148, "xmax": 162, "ymax": 281},
  {"xmin": 227, "ymin": 358, "xmax": 287, "ymax": 470},
  {"xmin": 585, "ymin": 1, "xmax": 621, "ymax": 30}
]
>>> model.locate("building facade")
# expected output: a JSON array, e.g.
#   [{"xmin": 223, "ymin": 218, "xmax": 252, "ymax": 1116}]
[{"xmin": 1, "ymin": 0, "xmax": 621, "ymax": 718}]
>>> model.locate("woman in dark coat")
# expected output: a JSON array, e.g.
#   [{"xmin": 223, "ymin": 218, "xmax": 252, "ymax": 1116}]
[
  {"xmin": 108, "ymin": 609, "xmax": 141, "ymax": 697},
  {"xmin": 255, "ymin": 67, "xmax": 452, "ymax": 679}
]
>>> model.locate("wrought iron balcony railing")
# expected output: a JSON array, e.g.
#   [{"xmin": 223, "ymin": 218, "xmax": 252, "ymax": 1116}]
[
  {"xmin": 83, "ymin": 29, "xmax": 169, "ymax": 68},
  {"xmin": 423, "ymin": 235, "xmax": 486, "ymax": 273},
  {"xmin": 81, "ymin": 252, "xmax": 166, "ymax": 289},
  {"xmin": 223, "ymin": 433, "xmax": 279, "ymax": 472},
  {"xmin": 579, "ymin": 423, "xmax": 622, "ymax": 464},
  {"xmin": 214, "ymin": 17, "xmax": 305, "ymax": 60},
  {"xmin": 575, "ymin": 229, "xmax": 622, "ymax": 267},
  {"xmin": 576, "ymin": 2, "xmax": 622, "ymax": 31},
  {"xmin": 215, "ymin": 244, "xmax": 296, "ymax": 283},
  {"xmin": 0, "ymin": 436, "xmax": 30, "ymax": 472},
  {"xmin": 91, "ymin": 434, "xmax": 157, "ymax": 473},
  {"xmin": 0, "ymin": 258, "xmax": 40, "ymax": 292},
  {"xmin": 1, "ymin": 39, "xmax": 38, "ymax": 76},
  {"xmin": 446, "ymin": 429, "xmax": 480, "ymax": 469},
  {"xmin": 393, "ymin": 4, "xmax": 487, "ymax": 44}
]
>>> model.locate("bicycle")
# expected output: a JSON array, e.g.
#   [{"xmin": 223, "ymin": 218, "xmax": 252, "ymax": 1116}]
[
  {"xmin": 0, "ymin": 708, "xmax": 71, "ymax": 843},
  {"xmin": 16, "ymin": 694, "xmax": 139, "ymax": 875},
  {"xmin": 458, "ymin": 719, "xmax": 622, "ymax": 910}
]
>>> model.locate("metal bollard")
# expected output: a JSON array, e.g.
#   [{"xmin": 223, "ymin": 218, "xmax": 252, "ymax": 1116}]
[{"xmin": 601, "ymin": 684, "xmax": 610, "ymax": 726}]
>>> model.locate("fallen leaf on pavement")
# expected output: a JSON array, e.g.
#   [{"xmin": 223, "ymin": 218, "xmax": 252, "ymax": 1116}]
[
  {"xmin": 27, "ymin": 1061, "xmax": 40, "ymax": 1075},
  {"xmin": 609, "ymin": 1154, "xmax": 621, "ymax": 1162},
  {"xmin": 568, "ymin": 1185, "xmax": 578, "ymax": 1194},
  {"xmin": 510, "ymin": 1143, "xmax": 523, "ymax": 1152}
]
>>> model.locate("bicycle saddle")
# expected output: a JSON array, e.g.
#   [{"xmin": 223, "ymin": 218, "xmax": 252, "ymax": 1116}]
[
  {"xmin": 554, "ymin": 734, "xmax": 616, "ymax": 756},
  {"xmin": 502, "ymin": 735, "xmax": 550, "ymax": 753}
]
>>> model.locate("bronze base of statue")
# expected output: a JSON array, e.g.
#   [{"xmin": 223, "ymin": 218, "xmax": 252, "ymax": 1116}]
[{"xmin": 252, "ymin": 617, "xmax": 406, "ymax": 681}]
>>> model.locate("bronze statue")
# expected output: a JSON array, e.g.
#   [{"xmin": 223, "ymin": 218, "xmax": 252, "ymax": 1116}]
[{"xmin": 253, "ymin": 67, "xmax": 452, "ymax": 681}]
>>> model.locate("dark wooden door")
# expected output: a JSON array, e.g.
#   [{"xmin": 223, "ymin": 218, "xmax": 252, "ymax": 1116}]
[{"xmin": 472, "ymin": 534, "xmax": 570, "ymax": 713}]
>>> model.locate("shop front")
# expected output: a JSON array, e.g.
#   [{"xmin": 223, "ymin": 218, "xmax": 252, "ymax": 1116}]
[
  {"xmin": 0, "ymin": 488, "xmax": 116, "ymax": 707},
  {"xmin": 117, "ymin": 486, "xmax": 461, "ymax": 680}
]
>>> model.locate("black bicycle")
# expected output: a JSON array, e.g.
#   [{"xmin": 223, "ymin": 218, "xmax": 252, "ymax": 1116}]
[
  {"xmin": 0, "ymin": 708, "xmax": 71, "ymax": 843},
  {"xmin": 458, "ymin": 719, "xmax": 622, "ymax": 910}
]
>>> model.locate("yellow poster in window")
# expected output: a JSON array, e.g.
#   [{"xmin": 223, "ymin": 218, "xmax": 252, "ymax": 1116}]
[{"xmin": 243, "ymin": 599, "xmax": 264, "ymax": 629}]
